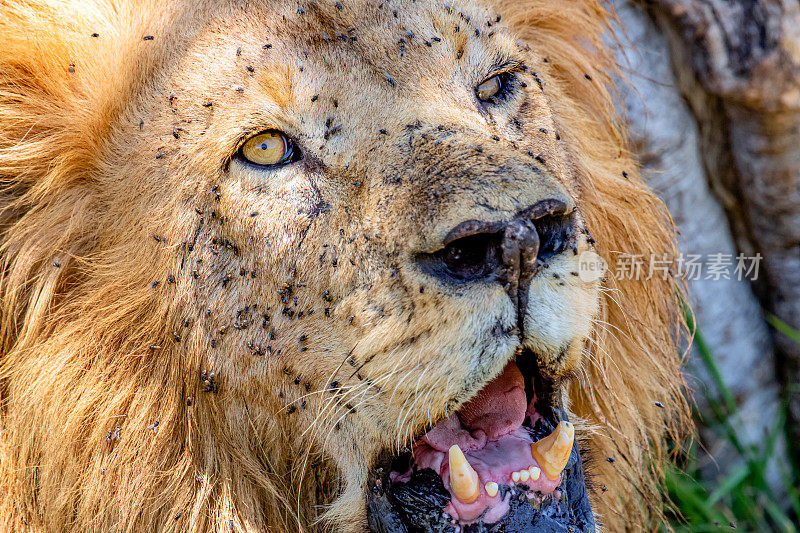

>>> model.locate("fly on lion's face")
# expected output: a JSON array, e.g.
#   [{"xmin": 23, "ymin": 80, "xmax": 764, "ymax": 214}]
[{"xmin": 0, "ymin": 0, "xmax": 687, "ymax": 531}]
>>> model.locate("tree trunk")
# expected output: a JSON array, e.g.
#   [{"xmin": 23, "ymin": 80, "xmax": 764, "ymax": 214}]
[{"xmin": 611, "ymin": 0, "xmax": 800, "ymax": 495}]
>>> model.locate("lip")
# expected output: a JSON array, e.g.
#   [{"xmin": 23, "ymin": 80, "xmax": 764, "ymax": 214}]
[{"xmin": 365, "ymin": 350, "xmax": 595, "ymax": 533}]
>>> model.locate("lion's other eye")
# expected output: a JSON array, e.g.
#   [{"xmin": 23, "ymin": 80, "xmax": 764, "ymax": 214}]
[
  {"xmin": 240, "ymin": 131, "xmax": 296, "ymax": 166},
  {"xmin": 476, "ymin": 75, "xmax": 502, "ymax": 101}
]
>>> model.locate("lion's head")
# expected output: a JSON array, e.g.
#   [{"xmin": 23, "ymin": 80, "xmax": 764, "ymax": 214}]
[{"xmin": 0, "ymin": 0, "xmax": 688, "ymax": 531}]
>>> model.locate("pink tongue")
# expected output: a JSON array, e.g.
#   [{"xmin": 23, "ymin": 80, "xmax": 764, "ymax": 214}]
[
  {"xmin": 423, "ymin": 364, "xmax": 527, "ymax": 451},
  {"xmin": 402, "ymin": 363, "xmax": 563, "ymax": 524}
]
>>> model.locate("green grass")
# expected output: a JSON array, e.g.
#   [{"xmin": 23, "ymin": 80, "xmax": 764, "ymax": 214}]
[{"xmin": 663, "ymin": 312, "xmax": 800, "ymax": 532}]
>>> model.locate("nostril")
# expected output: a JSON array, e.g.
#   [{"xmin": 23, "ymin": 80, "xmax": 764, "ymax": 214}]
[
  {"xmin": 417, "ymin": 230, "xmax": 502, "ymax": 283},
  {"xmin": 439, "ymin": 232, "xmax": 500, "ymax": 281},
  {"xmin": 532, "ymin": 213, "xmax": 576, "ymax": 262}
]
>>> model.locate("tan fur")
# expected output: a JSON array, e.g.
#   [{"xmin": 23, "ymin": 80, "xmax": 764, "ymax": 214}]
[{"xmin": 0, "ymin": 0, "xmax": 689, "ymax": 531}]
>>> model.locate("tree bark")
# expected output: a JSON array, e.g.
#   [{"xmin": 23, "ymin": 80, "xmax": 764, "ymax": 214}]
[{"xmin": 611, "ymin": 0, "xmax": 800, "ymax": 494}]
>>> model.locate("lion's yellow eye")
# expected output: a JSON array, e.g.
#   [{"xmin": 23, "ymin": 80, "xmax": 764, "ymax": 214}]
[
  {"xmin": 240, "ymin": 131, "xmax": 295, "ymax": 166},
  {"xmin": 476, "ymin": 75, "xmax": 502, "ymax": 100}
]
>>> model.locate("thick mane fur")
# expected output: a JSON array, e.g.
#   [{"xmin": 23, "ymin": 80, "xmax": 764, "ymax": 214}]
[
  {"xmin": 0, "ymin": 3, "xmax": 304, "ymax": 531},
  {"xmin": 0, "ymin": 0, "xmax": 689, "ymax": 531}
]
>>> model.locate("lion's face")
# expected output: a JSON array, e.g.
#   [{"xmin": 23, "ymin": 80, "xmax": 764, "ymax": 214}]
[{"xmin": 105, "ymin": 0, "xmax": 600, "ymax": 530}]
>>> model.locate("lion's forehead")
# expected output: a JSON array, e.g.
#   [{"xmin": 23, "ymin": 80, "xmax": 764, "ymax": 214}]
[{"xmin": 174, "ymin": 0, "xmax": 517, "ymax": 104}]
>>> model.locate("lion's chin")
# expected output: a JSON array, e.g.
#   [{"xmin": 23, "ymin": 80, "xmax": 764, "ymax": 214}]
[{"xmin": 366, "ymin": 349, "xmax": 595, "ymax": 532}]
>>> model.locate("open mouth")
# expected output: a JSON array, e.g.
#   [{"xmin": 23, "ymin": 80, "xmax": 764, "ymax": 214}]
[{"xmin": 366, "ymin": 349, "xmax": 595, "ymax": 532}]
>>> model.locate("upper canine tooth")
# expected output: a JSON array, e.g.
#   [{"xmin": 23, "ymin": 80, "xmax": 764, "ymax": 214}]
[
  {"xmin": 530, "ymin": 421, "xmax": 574, "ymax": 480},
  {"xmin": 448, "ymin": 445, "xmax": 480, "ymax": 504}
]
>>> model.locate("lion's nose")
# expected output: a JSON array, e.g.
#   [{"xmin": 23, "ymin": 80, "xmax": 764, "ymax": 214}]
[{"xmin": 417, "ymin": 199, "xmax": 575, "ymax": 298}]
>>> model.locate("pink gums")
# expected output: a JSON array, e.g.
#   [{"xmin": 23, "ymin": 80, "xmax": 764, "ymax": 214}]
[{"xmin": 392, "ymin": 363, "xmax": 562, "ymax": 525}]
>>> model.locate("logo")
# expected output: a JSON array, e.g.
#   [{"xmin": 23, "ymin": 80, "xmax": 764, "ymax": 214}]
[{"xmin": 577, "ymin": 250, "xmax": 606, "ymax": 282}]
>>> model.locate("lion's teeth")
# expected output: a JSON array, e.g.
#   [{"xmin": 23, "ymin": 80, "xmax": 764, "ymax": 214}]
[
  {"xmin": 528, "ymin": 466, "xmax": 541, "ymax": 481},
  {"xmin": 485, "ymin": 481, "xmax": 499, "ymax": 498},
  {"xmin": 530, "ymin": 421, "xmax": 574, "ymax": 480},
  {"xmin": 519, "ymin": 469, "xmax": 530, "ymax": 482},
  {"xmin": 448, "ymin": 445, "xmax": 480, "ymax": 504},
  {"xmin": 511, "ymin": 470, "xmax": 521, "ymax": 483}
]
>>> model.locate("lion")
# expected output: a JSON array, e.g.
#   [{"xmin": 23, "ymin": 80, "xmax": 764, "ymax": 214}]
[{"xmin": 0, "ymin": 0, "xmax": 689, "ymax": 531}]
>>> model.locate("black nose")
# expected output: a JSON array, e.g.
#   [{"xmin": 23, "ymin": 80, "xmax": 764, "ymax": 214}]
[{"xmin": 417, "ymin": 200, "xmax": 575, "ymax": 300}]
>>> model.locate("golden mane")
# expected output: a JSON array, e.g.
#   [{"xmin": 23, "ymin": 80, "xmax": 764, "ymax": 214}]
[{"xmin": 0, "ymin": 0, "xmax": 689, "ymax": 531}]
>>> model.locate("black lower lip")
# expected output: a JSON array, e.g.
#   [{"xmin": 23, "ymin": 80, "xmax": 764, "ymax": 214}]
[{"xmin": 365, "ymin": 410, "xmax": 595, "ymax": 533}]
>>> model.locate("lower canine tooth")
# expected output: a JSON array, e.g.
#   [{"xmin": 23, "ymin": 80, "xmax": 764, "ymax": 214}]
[
  {"xmin": 530, "ymin": 421, "xmax": 575, "ymax": 480},
  {"xmin": 519, "ymin": 469, "xmax": 530, "ymax": 482},
  {"xmin": 448, "ymin": 445, "xmax": 480, "ymax": 504},
  {"xmin": 485, "ymin": 481, "xmax": 499, "ymax": 497},
  {"xmin": 528, "ymin": 466, "xmax": 541, "ymax": 481},
  {"xmin": 511, "ymin": 471, "xmax": 520, "ymax": 483}
]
